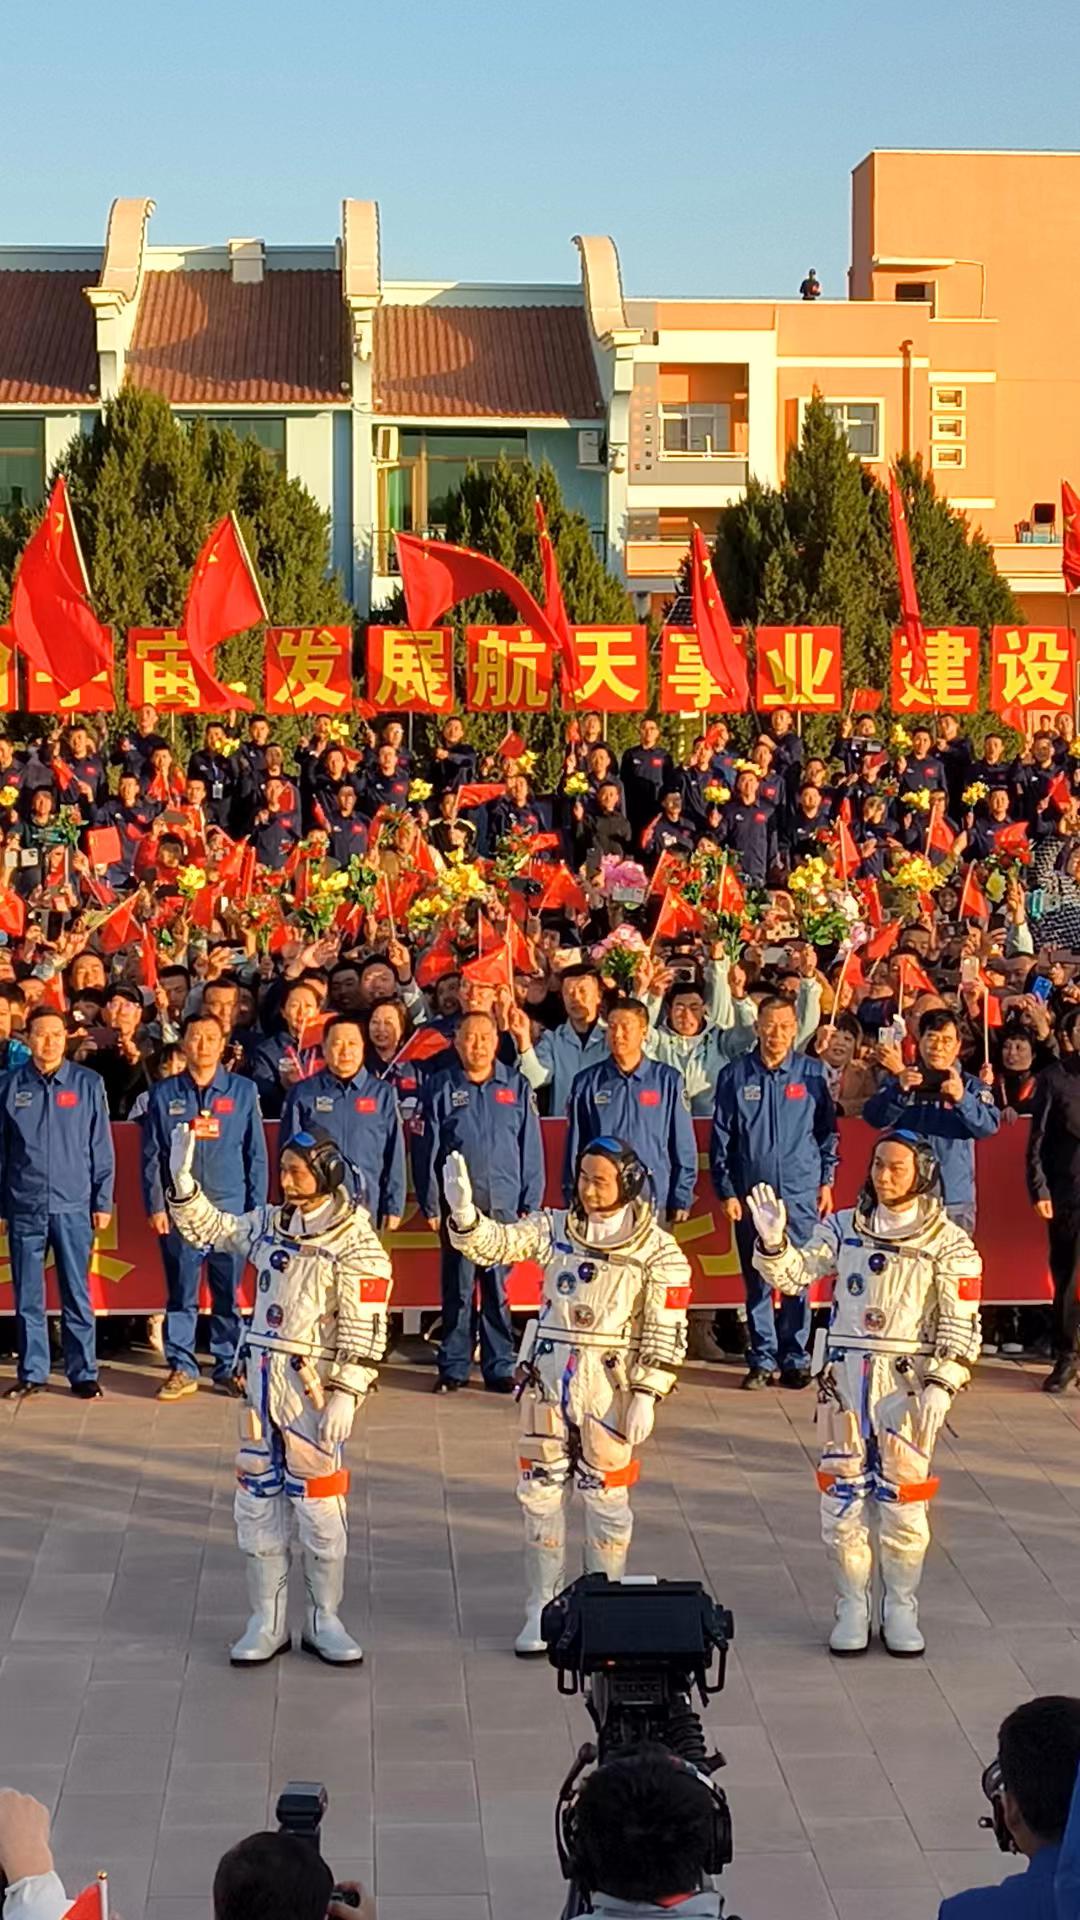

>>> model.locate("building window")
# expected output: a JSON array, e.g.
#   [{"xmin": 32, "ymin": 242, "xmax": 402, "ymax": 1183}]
[
  {"xmin": 932, "ymin": 445, "xmax": 966, "ymax": 469},
  {"xmin": 931, "ymin": 387, "xmax": 965, "ymax": 412},
  {"xmin": 659, "ymin": 403, "xmax": 733, "ymax": 457},
  {"xmin": 896, "ymin": 281, "xmax": 934, "ymax": 304},
  {"xmin": 179, "ymin": 415, "xmax": 287, "ymax": 470},
  {"xmin": 820, "ymin": 400, "xmax": 881, "ymax": 460},
  {"xmin": 376, "ymin": 430, "xmax": 528, "ymax": 568},
  {"xmin": 0, "ymin": 417, "xmax": 45, "ymax": 510}
]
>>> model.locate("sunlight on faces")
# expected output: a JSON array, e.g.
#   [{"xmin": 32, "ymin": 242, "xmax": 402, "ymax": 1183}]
[
  {"xmin": 455, "ymin": 1012, "xmax": 498, "ymax": 1080},
  {"xmin": 607, "ymin": 1006, "xmax": 647, "ymax": 1071},
  {"xmin": 202, "ymin": 984, "xmax": 237, "ymax": 1032},
  {"xmin": 577, "ymin": 1152, "xmax": 623, "ymax": 1216},
  {"xmin": 919, "ymin": 1019, "xmax": 960, "ymax": 1072},
  {"xmin": 821, "ymin": 1025, "xmax": 857, "ymax": 1071},
  {"xmin": 324, "ymin": 1019, "xmax": 366, "ymax": 1078},
  {"xmin": 758, "ymin": 1001, "xmax": 797, "ymax": 1068},
  {"xmin": 669, "ymin": 989, "xmax": 706, "ymax": 1037},
  {"xmin": 284, "ymin": 985, "xmax": 322, "ymax": 1039},
  {"xmin": 562, "ymin": 973, "xmax": 602, "ymax": 1025},
  {"xmin": 183, "ymin": 1015, "xmax": 225, "ymax": 1079},
  {"xmin": 280, "ymin": 1147, "xmax": 321, "ymax": 1206},
  {"xmin": 871, "ymin": 1139, "xmax": 919, "ymax": 1208},
  {"xmin": 28, "ymin": 1013, "xmax": 66, "ymax": 1074},
  {"xmin": 358, "ymin": 963, "xmax": 395, "ymax": 1008}
]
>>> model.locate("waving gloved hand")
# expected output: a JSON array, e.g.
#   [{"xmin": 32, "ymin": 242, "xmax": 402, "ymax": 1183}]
[
  {"xmin": 168, "ymin": 1122, "xmax": 197, "ymax": 1200},
  {"xmin": 320, "ymin": 1390, "xmax": 357, "ymax": 1449},
  {"xmin": 443, "ymin": 1150, "xmax": 476, "ymax": 1228},
  {"xmin": 917, "ymin": 1381, "xmax": 953, "ymax": 1455},
  {"xmin": 747, "ymin": 1182, "xmax": 787, "ymax": 1253},
  {"xmin": 622, "ymin": 1391, "xmax": 656, "ymax": 1448}
]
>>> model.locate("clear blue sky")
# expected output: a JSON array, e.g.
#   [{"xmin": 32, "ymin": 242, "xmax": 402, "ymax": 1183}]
[{"xmin": 7, "ymin": 0, "xmax": 1079, "ymax": 297}]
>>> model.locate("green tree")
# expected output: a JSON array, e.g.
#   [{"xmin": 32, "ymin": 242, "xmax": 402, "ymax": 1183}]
[
  {"xmin": 0, "ymin": 388, "xmax": 351, "ymax": 752},
  {"xmin": 371, "ymin": 454, "xmax": 639, "ymax": 787},
  {"xmin": 707, "ymin": 396, "xmax": 1021, "ymax": 754}
]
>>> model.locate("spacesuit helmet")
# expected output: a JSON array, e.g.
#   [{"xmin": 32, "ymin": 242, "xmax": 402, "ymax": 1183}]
[
  {"xmin": 861, "ymin": 1129, "xmax": 943, "ymax": 1213},
  {"xmin": 574, "ymin": 1136, "xmax": 650, "ymax": 1212},
  {"xmin": 282, "ymin": 1127, "xmax": 348, "ymax": 1196}
]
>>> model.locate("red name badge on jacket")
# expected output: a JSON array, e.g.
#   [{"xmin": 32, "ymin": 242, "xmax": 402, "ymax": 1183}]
[
  {"xmin": 639, "ymin": 1088, "xmax": 661, "ymax": 1107},
  {"xmin": 785, "ymin": 1084, "xmax": 807, "ymax": 1100}
]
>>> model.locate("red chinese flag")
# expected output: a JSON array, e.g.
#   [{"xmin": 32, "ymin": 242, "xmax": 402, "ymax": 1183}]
[
  {"xmin": 835, "ymin": 817, "xmax": 861, "ymax": 882},
  {"xmin": 415, "ymin": 925, "xmax": 459, "ymax": 987},
  {"xmin": 60, "ymin": 1886, "xmax": 102, "ymax": 1920},
  {"xmin": 95, "ymin": 898, "xmax": 141, "ymax": 954},
  {"xmin": 395, "ymin": 530, "xmax": 566, "ymax": 663},
  {"xmin": 851, "ymin": 688, "xmax": 883, "ymax": 713},
  {"xmin": 860, "ymin": 877, "xmax": 884, "ymax": 929},
  {"xmin": 38, "ymin": 971, "xmax": 67, "ymax": 1013},
  {"xmin": 653, "ymin": 889, "xmax": 703, "ymax": 941},
  {"xmin": 863, "ymin": 919, "xmax": 901, "ymax": 962},
  {"xmin": 9, "ymin": 477, "xmax": 112, "ymax": 697},
  {"xmin": 178, "ymin": 515, "xmax": 264, "ymax": 713},
  {"xmin": 86, "ymin": 826, "xmax": 122, "ymax": 870},
  {"xmin": 498, "ymin": 729, "xmax": 527, "ymax": 760},
  {"xmin": 888, "ymin": 472, "xmax": 928, "ymax": 694},
  {"xmin": 393, "ymin": 1025, "xmax": 449, "ymax": 1066},
  {"xmin": 1048, "ymin": 771, "xmax": 1071, "ymax": 810},
  {"xmin": 896, "ymin": 952, "xmax": 936, "ymax": 997},
  {"xmin": 188, "ymin": 881, "xmax": 218, "ymax": 931},
  {"xmin": 140, "ymin": 935, "xmax": 159, "ymax": 993},
  {"xmin": 460, "ymin": 940, "xmax": 514, "ymax": 988},
  {"xmin": 689, "ymin": 528, "xmax": 749, "ymax": 708},
  {"xmin": 0, "ymin": 890, "xmax": 25, "ymax": 937},
  {"xmin": 413, "ymin": 834, "xmax": 440, "ymax": 879},
  {"xmin": 959, "ymin": 864, "xmax": 990, "ymax": 922},
  {"xmin": 1063, "ymin": 480, "xmax": 1080, "ymax": 595},
  {"xmin": 454, "ymin": 782, "xmax": 507, "ymax": 811},
  {"xmin": 647, "ymin": 849, "xmax": 687, "ymax": 899},
  {"xmin": 718, "ymin": 862, "xmax": 745, "ymax": 916},
  {"xmin": 535, "ymin": 496, "xmax": 584, "ymax": 699},
  {"xmin": 536, "ymin": 864, "xmax": 589, "ymax": 914},
  {"xmin": 927, "ymin": 812, "xmax": 955, "ymax": 856},
  {"xmin": 997, "ymin": 822, "xmax": 1030, "ymax": 858},
  {"xmin": 388, "ymin": 870, "xmax": 424, "ymax": 925}
]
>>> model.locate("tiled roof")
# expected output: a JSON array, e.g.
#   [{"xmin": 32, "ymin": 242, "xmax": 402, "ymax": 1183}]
[
  {"xmin": 0, "ymin": 271, "xmax": 99, "ymax": 403},
  {"xmin": 373, "ymin": 304, "xmax": 604, "ymax": 419},
  {"xmin": 126, "ymin": 269, "xmax": 348, "ymax": 404}
]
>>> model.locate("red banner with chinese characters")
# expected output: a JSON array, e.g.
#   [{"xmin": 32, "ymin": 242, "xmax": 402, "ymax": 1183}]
[
  {"xmin": 755, "ymin": 626, "xmax": 842, "ymax": 712},
  {"xmin": 891, "ymin": 627, "xmax": 980, "ymax": 712},
  {"xmin": 266, "ymin": 626, "xmax": 353, "ymax": 715},
  {"xmin": 127, "ymin": 629, "xmax": 205, "ymax": 713},
  {"xmin": 562, "ymin": 626, "xmax": 648, "ymax": 713},
  {"xmin": 990, "ymin": 627, "xmax": 1074, "ymax": 717},
  {"xmin": 366, "ymin": 627, "xmax": 454, "ymax": 714},
  {"xmin": 25, "ymin": 633, "xmax": 116, "ymax": 713},
  {"xmin": 659, "ymin": 627, "xmax": 747, "ymax": 715},
  {"xmin": 8, "ymin": 1119, "xmax": 1050, "ymax": 1314},
  {"xmin": 465, "ymin": 627, "xmax": 553, "ymax": 713}
]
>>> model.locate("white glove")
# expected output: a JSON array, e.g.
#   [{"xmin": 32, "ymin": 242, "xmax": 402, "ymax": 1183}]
[
  {"xmin": 622, "ymin": 1391, "xmax": 656, "ymax": 1447},
  {"xmin": 747, "ymin": 1182, "xmax": 787, "ymax": 1252},
  {"xmin": 169, "ymin": 1122, "xmax": 197, "ymax": 1199},
  {"xmin": 320, "ymin": 1389, "xmax": 357, "ymax": 1448},
  {"xmin": 917, "ymin": 1381, "xmax": 953, "ymax": 1455},
  {"xmin": 443, "ymin": 1150, "xmax": 476, "ymax": 1227}
]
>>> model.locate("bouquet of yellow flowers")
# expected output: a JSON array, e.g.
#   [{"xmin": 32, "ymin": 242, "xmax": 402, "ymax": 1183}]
[
  {"xmin": 408, "ymin": 778, "xmax": 433, "ymax": 804},
  {"xmin": 0, "ymin": 785, "xmax": 18, "ymax": 809},
  {"xmin": 889, "ymin": 723, "xmax": 912, "ymax": 752},
  {"xmin": 563, "ymin": 771, "xmax": 590, "ymax": 798},
  {"xmin": 704, "ymin": 783, "xmax": 730, "ymax": 805},
  {"xmin": 891, "ymin": 854, "xmax": 941, "ymax": 896},
  {"xmin": 906, "ymin": 787, "xmax": 932, "ymax": 813},
  {"xmin": 962, "ymin": 781, "xmax": 989, "ymax": 807},
  {"xmin": 177, "ymin": 864, "xmax": 208, "ymax": 898}
]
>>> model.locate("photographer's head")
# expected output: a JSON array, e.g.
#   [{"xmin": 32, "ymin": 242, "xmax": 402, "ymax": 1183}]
[
  {"xmin": 213, "ymin": 1832, "xmax": 332, "ymax": 1920},
  {"xmin": 571, "ymin": 1747, "xmax": 718, "ymax": 1903},
  {"xmin": 993, "ymin": 1696, "xmax": 1080, "ymax": 1856}
]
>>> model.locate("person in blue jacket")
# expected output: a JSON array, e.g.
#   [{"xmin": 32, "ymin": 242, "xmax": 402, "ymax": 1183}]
[
  {"xmin": 564, "ymin": 1001, "xmax": 697, "ymax": 1219},
  {"xmin": 940, "ymin": 1695, "xmax": 1080, "ymax": 1920},
  {"xmin": 864, "ymin": 1005, "xmax": 999, "ymax": 1233},
  {"xmin": 412, "ymin": 1010, "xmax": 543, "ymax": 1394},
  {"xmin": 142, "ymin": 1010, "xmax": 268, "ymax": 1401},
  {"xmin": 0, "ymin": 1007, "xmax": 115, "ymax": 1400},
  {"xmin": 281, "ymin": 1014, "xmax": 405, "ymax": 1228},
  {"xmin": 710, "ymin": 994, "xmax": 839, "ymax": 1388}
]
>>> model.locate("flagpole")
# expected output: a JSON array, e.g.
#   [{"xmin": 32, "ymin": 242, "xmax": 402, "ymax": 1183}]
[
  {"xmin": 824, "ymin": 944, "xmax": 853, "ymax": 1045},
  {"xmin": 983, "ymin": 984, "xmax": 991, "ymax": 1068}
]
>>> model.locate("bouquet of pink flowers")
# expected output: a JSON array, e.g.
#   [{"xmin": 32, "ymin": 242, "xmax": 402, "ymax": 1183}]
[
  {"xmin": 597, "ymin": 854, "xmax": 649, "ymax": 900},
  {"xmin": 590, "ymin": 922, "xmax": 648, "ymax": 992}
]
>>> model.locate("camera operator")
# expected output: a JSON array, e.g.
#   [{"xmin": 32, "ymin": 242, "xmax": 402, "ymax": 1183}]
[
  {"xmin": 442, "ymin": 1136, "xmax": 689, "ymax": 1656},
  {"xmin": 213, "ymin": 1832, "xmax": 372, "ymax": 1920},
  {"xmin": 943, "ymin": 1696, "xmax": 1080, "ymax": 1920},
  {"xmin": 0, "ymin": 1790, "xmax": 68, "ymax": 1920},
  {"xmin": 565, "ymin": 1746, "xmax": 724, "ymax": 1920}
]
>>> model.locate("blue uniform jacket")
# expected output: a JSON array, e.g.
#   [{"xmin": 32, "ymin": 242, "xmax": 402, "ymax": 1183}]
[
  {"xmin": 142, "ymin": 1067, "xmax": 268, "ymax": 1215},
  {"xmin": 862, "ymin": 1070, "xmax": 1000, "ymax": 1207},
  {"xmin": 0, "ymin": 1059, "xmax": 114, "ymax": 1220},
  {"xmin": 710, "ymin": 1048, "xmax": 839, "ymax": 1240},
  {"xmin": 938, "ymin": 1843, "xmax": 1060, "ymax": 1920},
  {"xmin": 281, "ymin": 1066, "xmax": 406, "ymax": 1222},
  {"xmin": 564, "ymin": 1054, "xmax": 697, "ymax": 1214},
  {"xmin": 413, "ymin": 1059, "xmax": 544, "ymax": 1224}
]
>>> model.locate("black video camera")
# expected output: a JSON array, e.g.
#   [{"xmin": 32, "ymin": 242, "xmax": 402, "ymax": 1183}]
[
  {"xmin": 542, "ymin": 1576, "xmax": 735, "ymax": 1919},
  {"xmin": 275, "ymin": 1782, "xmax": 361, "ymax": 1906}
]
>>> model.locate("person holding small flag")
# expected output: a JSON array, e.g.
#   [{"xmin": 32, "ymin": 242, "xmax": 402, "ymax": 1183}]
[{"xmin": 865, "ymin": 1005, "xmax": 1000, "ymax": 1234}]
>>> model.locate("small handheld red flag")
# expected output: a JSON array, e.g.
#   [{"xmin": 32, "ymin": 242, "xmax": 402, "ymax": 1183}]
[
  {"xmin": 1048, "ymin": 771, "xmax": 1071, "ymax": 810},
  {"xmin": 927, "ymin": 811, "xmax": 955, "ymax": 856},
  {"xmin": 392, "ymin": 1026, "xmax": 449, "ymax": 1067},
  {"xmin": 653, "ymin": 889, "xmax": 704, "ymax": 942},
  {"xmin": 95, "ymin": 898, "xmax": 142, "ymax": 954},
  {"xmin": 895, "ymin": 952, "xmax": 936, "ymax": 997},
  {"xmin": 460, "ymin": 940, "xmax": 514, "ymax": 988},
  {"xmin": 536, "ymin": 865, "xmax": 589, "ymax": 914},
  {"xmin": 863, "ymin": 920, "xmax": 901, "ymax": 963},
  {"xmin": 851, "ymin": 688, "xmax": 883, "ymax": 714},
  {"xmin": 415, "ymin": 926, "xmax": 459, "ymax": 988},
  {"xmin": 959, "ymin": 864, "xmax": 990, "ymax": 923},
  {"xmin": 718, "ymin": 862, "xmax": 745, "ymax": 916}
]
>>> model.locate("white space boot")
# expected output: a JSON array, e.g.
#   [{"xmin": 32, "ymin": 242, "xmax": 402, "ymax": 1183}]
[
  {"xmin": 230, "ymin": 1553, "xmax": 291, "ymax": 1666},
  {"xmin": 827, "ymin": 1546, "xmax": 872, "ymax": 1656},
  {"xmin": 880, "ymin": 1545, "xmax": 926, "ymax": 1657},
  {"xmin": 301, "ymin": 1551, "xmax": 363, "ymax": 1665},
  {"xmin": 515, "ymin": 1539, "xmax": 564, "ymax": 1657}
]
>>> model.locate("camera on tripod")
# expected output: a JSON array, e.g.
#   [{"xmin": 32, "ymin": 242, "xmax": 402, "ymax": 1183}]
[{"xmin": 541, "ymin": 1575, "xmax": 736, "ymax": 1918}]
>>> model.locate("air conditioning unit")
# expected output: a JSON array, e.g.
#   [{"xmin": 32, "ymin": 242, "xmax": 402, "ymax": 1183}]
[
  {"xmin": 375, "ymin": 425, "xmax": 399, "ymax": 462},
  {"xmin": 578, "ymin": 429, "xmax": 603, "ymax": 467}
]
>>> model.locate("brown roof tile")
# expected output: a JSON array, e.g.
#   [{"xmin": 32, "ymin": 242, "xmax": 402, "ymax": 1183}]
[
  {"xmin": 373, "ymin": 304, "xmax": 604, "ymax": 419},
  {"xmin": 127, "ymin": 269, "xmax": 347, "ymax": 404},
  {"xmin": 0, "ymin": 271, "xmax": 98, "ymax": 404}
]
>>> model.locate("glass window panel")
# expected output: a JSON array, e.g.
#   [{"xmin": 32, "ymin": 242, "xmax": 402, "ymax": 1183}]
[{"xmin": 0, "ymin": 416, "xmax": 45, "ymax": 509}]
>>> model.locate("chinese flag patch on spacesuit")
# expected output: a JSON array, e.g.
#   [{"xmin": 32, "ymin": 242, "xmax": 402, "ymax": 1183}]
[
  {"xmin": 957, "ymin": 1272, "xmax": 982, "ymax": 1301},
  {"xmin": 360, "ymin": 1277, "xmax": 390, "ymax": 1302},
  {"xmin": 56, "ymin": 1090, "xmax": 78, "ymax": 1108},
  {"xmin": 665, "ymin": 1286, "xmax": 692, "ymax": 1309},
  {"xmin": 638, "ymin": 1089, "xmax": 661, "ymax": 1106}
]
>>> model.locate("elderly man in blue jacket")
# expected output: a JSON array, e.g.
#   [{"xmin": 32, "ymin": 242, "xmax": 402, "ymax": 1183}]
[
  {"xmin": 711, "ymin": 994, "xmax": 838, "ymax": 1389},
  {"xmin": 413, "ymin": 1009, "xmax": 544, "ymax": 1394},
  {"xmin": 0, "ymin": 1007, "xmax": 115, "ymax": 1400},
  {"xmin": 142, "ymin": 1010, "xmax": 268, "ymax": 1402},
  {"xmin": 281, "ymin": 1014, "xmax": 405, "ymax": 1228},
  {"xmin": 564, "ymin": 999, "xmax": 698, "ymax": 1220},
  {"xmin": 864, "ymin": 1004, "xmax": 1000, "ymax": 1233}
]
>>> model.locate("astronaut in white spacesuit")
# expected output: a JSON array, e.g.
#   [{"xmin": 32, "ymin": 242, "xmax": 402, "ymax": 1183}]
[
  {"xmin": 167, "ymin": 1122, "xmax": 392, "ymax": 1668},
  {"xmin": 745, "ymin": 1128, "xmax": 981, "ymax": 1658},
  {"xmin": 442, "ymin": 1134, "xmax": 690, "ymax": 1656}
]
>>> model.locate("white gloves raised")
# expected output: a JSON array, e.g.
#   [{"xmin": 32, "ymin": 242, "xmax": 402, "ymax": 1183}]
[
  {"xmin": 169, "ymin": 1122, "xmax": 197, "ymax": 1199},
  {"xmin": 917, "ymin": 1381, "xmax": 953, "ymax": 1455},
  {"xmin": 622, "ymin": 1390, "xmax": 656, "ymax": 1448},
  {"xmin": 443, "ymin": 1150, "xmax": 476, "ymax": 1228},
  {"xmin": 320, "ymin": 1389, "xmax": 357, "ymax": 1448},
  {"xmin": 747, "ymin": 1182, "xmax": 787, "ymax": 1252}
]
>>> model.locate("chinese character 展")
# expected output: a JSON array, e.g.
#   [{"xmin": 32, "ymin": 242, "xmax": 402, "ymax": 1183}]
[
  {"xmin": 275, "ymin": 630, "xmax": 348, "ymax": 709},
  {"xmin": 374, "ymin": 632, "xmax": 451, "ymax": 709},
  {"xmin": 472, "ymin": 631, "xmax": 548, "ymax": 710}
]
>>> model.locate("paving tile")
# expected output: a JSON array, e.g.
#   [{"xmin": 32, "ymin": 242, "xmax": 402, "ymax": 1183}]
[
  {"xmin": 376, "ymin": 1823, "xmax": 488, "ymax": 1895},
  {"xmin": 65, "ymin": 1733, "xmax": 174, "ymax": 1796},
  {"xmin": 721, "ymin": 1850, "xmax": 838, "ymax": 1920},
  {"xmin": 375, "ymin": 1761, "xmax": 479, "ymax": 1823}
]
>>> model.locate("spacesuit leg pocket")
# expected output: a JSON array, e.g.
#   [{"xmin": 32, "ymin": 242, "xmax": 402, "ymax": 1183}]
[
  {"xmin": 580, "ymin": 1414, "xmax": 639, "ymax": 1490},
  {"xmin": 815, "ymin": 1406, "xmax": 865, "ymax": 1492},
  {"xmin": 282, "ymin": 1429, "xmax": 349, "ymax": 1560},
  {"xmin": 234, "ymin": 1415, "xmax": 291, "ymax": 1554},
  {"xmin": 516, "ymin": 1394, "xmax": 570, "ymax": 1489}
]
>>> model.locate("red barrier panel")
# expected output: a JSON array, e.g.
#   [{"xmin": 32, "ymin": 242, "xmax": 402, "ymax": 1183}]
[{"xmin": 0, "ymin": 1117, "xmax": 1052, "ymax": 1314}]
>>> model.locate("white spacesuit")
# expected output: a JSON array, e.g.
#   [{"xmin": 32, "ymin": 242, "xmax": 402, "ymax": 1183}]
[
  {"xmin": 747, "ymin": 1129, "xmax": 981, "ymax": 1657},
  {"xmin": 167, "ymin": 1123, "xmax": 392, "ymax": 1667},
  {"xmin": 443, "ymin": 1135, "xmax": 690, "ymax": 1656}
]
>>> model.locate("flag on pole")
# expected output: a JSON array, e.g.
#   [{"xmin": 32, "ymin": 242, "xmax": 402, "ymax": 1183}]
[
  {"xmin": 9, "ymin": 477, "xmax": 112, "ymax": 696},
  {"xmin": 395, "ymin": 530, "xmax": 567, "ymax": 666},
  {"xmin": 851, "ymin": 688, "xmax": 883, "ymax": 713},
  {"xmin": 888, "ymin": 472, "xmax": 929, "ymax": 695},
  {"xmin": 180, "ymin": 514, "xmax": 265, "ymax": 712},
  {"xmin": 959, "ymin": 864, "xmax": 991, "ymax": 922},
  {"xmin": 652, "ymin": 889, "xmax": 704, "ymax": 942},
  {"xmin": 689, "ymin": 528, "xmax": 749, "ymax": 708},
  {"xmin": 1063, "ymin": 480, "xmax": 1080, "ymax": 594},
  {"xmin": 535, "ymin": 496, "xmax": 584, "ymax": 698},
  {"xmin": 863, "ymin": 919, "xmax": 901, "ymax": 963}
]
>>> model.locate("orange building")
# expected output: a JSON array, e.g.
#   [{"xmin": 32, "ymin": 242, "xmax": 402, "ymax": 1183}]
[{"xmin": 600, "ymin": 149, "xmax": 1080, "ymax": 622}]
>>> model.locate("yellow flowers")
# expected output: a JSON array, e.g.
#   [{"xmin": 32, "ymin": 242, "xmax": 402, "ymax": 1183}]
[
  {"xmin": 890, "ymin": 724, "xmax": 912, "ymax": 751},
  {"xmin": 892, "ymin": 855, "xmax": 940, "ymax": 894},
  {"xmin": 788, "ymin": 857, "xmax": 831, "ymax": 906},
  {"xmin": 517, "ymin": 750, "xmax": 537, "ymax": 775},
  {"xmin": 962, "ymin": 781, "xmax": 989, "ymax": 807},
  {"xmin": 563, "ymin": 771, "xmax": 590, "ymax": 797},
  {"xmin": 316, "ymin": 870, "xmax": 350, "ymax": 895},
  {"xmin": 0, "ymin": 786, "xmax": 18, "ymax": 808},
  {"xmin": 907, "ymin": 788, "xmax": 931, "ymax": 813},
  {"xmin": 326, "ymin": 718, "xmax": 352, "ymax": 745},
  {"xmin": 409, "ymin": 778, "xmax": 433, "ymax": 803},
  {"xmin": 704, "ymin": 783, "xmax": 730, "ymax": 805},
  {"xmin": 732, "ymin": 759, "xmax": 759, "ymax": 777},
  {"xmin": 178, "ymin": 865, "xmax": 208, "ymax": 896}
]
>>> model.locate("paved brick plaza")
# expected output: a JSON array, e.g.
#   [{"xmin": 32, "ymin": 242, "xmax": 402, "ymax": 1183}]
[{"xmin": 1, "ymin": 1353, "xmax": 1078, "ymax": 1920}]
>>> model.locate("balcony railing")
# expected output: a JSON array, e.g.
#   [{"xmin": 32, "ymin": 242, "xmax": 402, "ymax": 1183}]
[{"xmin": 624, "ymin": 536, "xmax": 694, "ymax": 582}]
